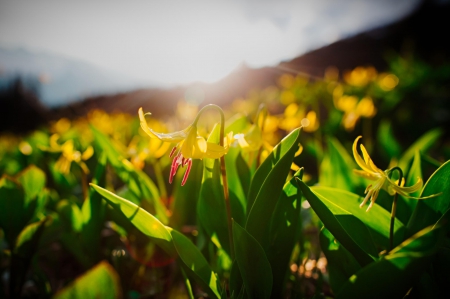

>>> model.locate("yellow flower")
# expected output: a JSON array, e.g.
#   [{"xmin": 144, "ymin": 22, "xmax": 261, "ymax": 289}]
[
  {"xmin": 41, "ymin": 134, "xmax": 94, "ymax": 174},
  {"xmin": 139, "ymin": 107, "xmax": 232, "ymax": 185},
  {"xmin": 353, "ymin": 136, "xmax": 423, "ymax": 211}
]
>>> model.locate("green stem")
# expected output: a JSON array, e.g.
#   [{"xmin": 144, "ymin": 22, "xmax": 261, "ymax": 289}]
[
  {"xmin": 195, "ymin": 104, "xmax": 234, "ymax": 259},
  {"xmin": 152, "ymin": 158, "xmax": 168, "ymax": 202},
  {"xmin": 388, "ymin": 166, "xmax": 403, "ymax": 252}
]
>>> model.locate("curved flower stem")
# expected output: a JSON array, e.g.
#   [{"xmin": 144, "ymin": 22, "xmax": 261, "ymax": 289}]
[
  {"xmin": 388, "ymin": 166, "xmax": 403, "ymax": 252},
  {"xmin": 194, "ymin": 104, "xmax": 234, "ymax": 259}
]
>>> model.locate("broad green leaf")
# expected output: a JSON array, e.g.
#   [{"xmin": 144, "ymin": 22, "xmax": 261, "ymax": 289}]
[
  {"xmin": 170, "ymin": 159, "xmax": 203, "ymax": 230},
  {"xmin": 408, "ymin": 159, "xmax": 450, "ymax": 236},
  {"xmin": 377, "ymin": 119, "xmax": 401, "ymax": 159},
  {"xmin": 91, "ymin": 126, "xmax": 168, "ymax": 224},
  {"xmin": 267, "ymin": 169, "xmax": 303, "ymax": 297},
  {"xmin": 225, "ymin": 113, "xmax": 249, "ymax": 135},
  {"xmin": 298, "ymin": 181, "xmax": 389, "ymax": 266},
  {"xmin": 224, "ymin": 147, "xmax": 248, "ymax": 226},
  {"xmin": 198, "ymin": 124, "xmax": 231, "ymax": 255},
  {"xmin": 311, "ymin": 186, "xmax": 405, "ymax": 250},
  {"xmin": 90, "ymin": 126, "xmax": 123, "ymax": 168},
  {"xmin": 81, "ymin": 153, "xmax": 107, "ymax": 261},
  {"xmin": 57, "ymin": 200, "xmax": 84, "ymax": 233},
  {"xmin": 53, "ymin": 261, "xmax": 121, "ymax": 299},
  {"xmin": 336, "ymin": 225, "xmax": 442, "ymax": 299},
  {"xmin": 319, "ymin": 228, "xmax": 361, "ymax": 294},
  {"xmin": 229, "ymin": 261, "xmax": 245, "ymax": 299},
  {"xmin": 16, "ymin": 165, "xmax": 46, "ymax": 205},
  {"xmin": 11, "ymin": 217, "xmax": 49, "ymax": 297},
  {"xmin": 246, "ymin": 128, "xmax": 301, "ymax": 247},
  {"xmin": 398, "ymin": 128, "xmax": 442, "ymax": 173},
  {"xmin": 171, "ymin": 230, "xmax": 221, "ymax": 299},
  {"xmin": 319, "ymin": 137, "xmax": 357, "ymax": 191},
  {"xmin": 0, "ymin": 178, "xmax": 28, "ymax": 245},
  {"xmin": 91, "ymin": 184, "xmax": 220, "ymax": 298},
  {"xmin": 233, "ymin": 221, "xmax": 272, "ymax": 299},
  {"xmin": 90, "ymin": 184, "xmax": 174, "ymax": 254}
]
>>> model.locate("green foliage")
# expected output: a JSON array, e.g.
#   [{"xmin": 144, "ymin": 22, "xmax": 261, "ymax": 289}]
[{"xmin": 0, "ymin": 54, "xmax": 449, "ymax": 298}]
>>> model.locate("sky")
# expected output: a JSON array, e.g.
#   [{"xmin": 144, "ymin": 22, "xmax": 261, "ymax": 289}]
[{"xmin": 0, "ymin": 0, "xmax": 422, "ymax": 87}]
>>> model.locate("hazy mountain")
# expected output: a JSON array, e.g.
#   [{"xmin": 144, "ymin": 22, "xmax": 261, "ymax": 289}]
[{"xmin": 0, "ymin": 46, "xmax": 147, "ymax": 107}]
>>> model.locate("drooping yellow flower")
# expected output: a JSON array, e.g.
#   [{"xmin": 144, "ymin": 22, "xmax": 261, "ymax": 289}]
[
  {"xmin": 353, "ymin": 136, "xmax": 423, "ymax": 212},
  {"xmin": 139, "ymin": 107, "xmax": 232, "ymax": 185},
  {"xmin": 41, "ymin": 134, "xmax": 94, "ymax": 174}
]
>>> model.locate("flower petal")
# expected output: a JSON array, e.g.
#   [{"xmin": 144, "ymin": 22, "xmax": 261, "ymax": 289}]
[
  {"xmin": 352, "ymin": 136, "xmax": 375, "ymax": 173},
  {"xmin": 353, "ymin": 169, "xmax": 379, "ymax": 181},
  {"xmin": 389, "ymin": 176, "xmax": 423, "ymax": 195},
  {"xmin": 139, "ymin": 107, "xmax": 189, "ymax": 142}
]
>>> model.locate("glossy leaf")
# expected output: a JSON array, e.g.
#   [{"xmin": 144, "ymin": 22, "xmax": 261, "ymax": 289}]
[
  {"xmin": 319, "ymin": 228, "xmax": 361, "ymax": 294},
  {"xmin": 336, "ymin": 225, "xmax": 442, "ymax": 299},
  {"xmin": 311, "ymin": 186, "xmax": 405, "ymax": 249},
  {"xmin": 233, "ymin": 220, "xmax": 272, "ymax": 299},
  {"xmin": 398, "ymin": 128, "xmax": 442, "ymax": 174},
  {"xmin": 198, "ymin": 124, "xmax": 231, "ymax": 254},
  {"xmin": 91, "ymin": 184, "xmax": 220, "ymax": 298},
  {"xmin": 319, "ymin": 137, "xmax": 358, "ymax": 191},
  {"xmin": 171, "ymin": 230, "xmax": 221, "ymax": 299},
  {"xmin": 90, "ymin": 183, "xmax": 174, "ymax": 254},
  {"xmin": 246, "ymin": 128, "xmax": 301, "ymax": 247},
  {"xmin": 224, "ymin": 147, "xmax": 249, "ymax": 226},
  {"xmin": 408, "ymin": 159, "xmax": 450, "ymax": 236},
  {"xmin": 267, "ymin": 169, "xmax": 303, "ymax": 297},
  {"xmin": 298, "ymin": 181, "xmax": 391, "ymax": 266},
  {"xmin": 0, "ymin": 178, "xmax": 28, "ymax": 245},
  {"xmin": 16, "ymin": 165, "xmax": 46, "ymax": 204},
  {"xmin": 53, "ymin": 261, "xmax": 121, "ymax": 299}
]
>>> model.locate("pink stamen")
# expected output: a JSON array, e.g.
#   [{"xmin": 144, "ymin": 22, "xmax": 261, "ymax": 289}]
[
  {"xmin": 169, "ymin": 153, "xmax": 182, "ymax": 184},
  {"xmin": 181, "ymin": 159, "xmax": 192, "ymax": 186},
  {"xmin": 169, "ymin": 146, "xmax": 177, "ymax": 158}
]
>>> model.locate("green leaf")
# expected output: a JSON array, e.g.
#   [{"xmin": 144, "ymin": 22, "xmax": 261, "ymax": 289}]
[
  {"xmin": 319, "ymin": 137, "xmax": 358, "ymax": 191},
  {"xmin": 91, "ymin": 184, "xmax": 220, "ymax": 298},
  {"xmin": 91, "ymin": 126, "xmax": 168, "ymax": 224},
  {"xmin": 377, "ymin": 119, "xmax": 401, "ymax": 159},
  {"xmin": 319, "ymin": 228, "xmax": 361, "ymax": 294},
  {"xmin": 225, "ymin": 113, "xmax": 249, "ymax": 135},
  {"xmin": 267, "ymin": 169, "xmax": 303, "ymax": 297},
  {"xmin": 0, "ymin": 178, "xmax": 27, "ymax": 245},
  {"xmin": 90, "ymin": 183, "xmax": 174, "ymax": 254},
  {"xmin": 398, "ymin": 128, "xmax": 442, "ymax": 173},
  {"xmin": 81, "ymin": 153, "xmax": 107, "ymax": 261},
  {"xmin": 171, "ymin": 230, "xmax": 221, "ymax": 299},
  {"xmin": 16, "ymin": 165, "xmax": 46, "ymax": 205},
  {"xmin": 336, "ymin": 225, "xmax": 442, "ymax": 299},
  {"xmin": 233, "ymin": 220, "xmax": 272, "ymax": 299},
  {"xmin": 53, "ymin": 261, "xmax": 121, "ymax": 299},
  {"xmin": 198, "ymin": 124, "xmax": 231, "ymax": 254},
  {"xmin": 57, "ymin": 200, "xmax": 84, "ymax": 233},
  {"xmin": 225, "ymin": 147, "xmax": 249, "ymax": 226},
  {"xmin": 170, "ymin": 159, "xmax": 203, "ymax": 230},
  {"xmin": 246, "ymin": 128, "xmax": 301, "ymax": 248},
  {"xmin": 408, "ymin": 159, "xmax": 450, "ymax": 236},
  {"xmin": 310, "ymin": 186, "xmax": 405, "ymax": 250},
  {"xmin": 298, "ymin": 181, "xmax": 393, "ymax": 266}
]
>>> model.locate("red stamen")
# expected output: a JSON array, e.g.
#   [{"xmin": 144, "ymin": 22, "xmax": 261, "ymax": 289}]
[
  {"xmin": 169, "ymin": 146, "xmax": 177, "ymax": 158},
  {"xmin": 182, "ymin": 157, "xmax": 189, "ymax": 166},
  {"xmin": 169, "ymin": 153, "xmax": 180, "ymax": 184},
  {"xmin": 181, "ymin": 159, "xmax": 192, "ymax": 186}
]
